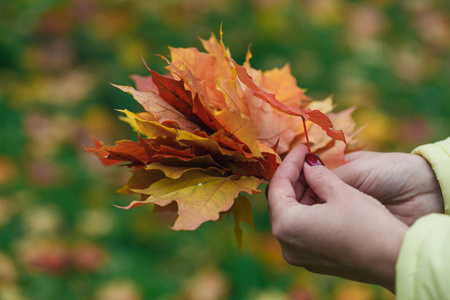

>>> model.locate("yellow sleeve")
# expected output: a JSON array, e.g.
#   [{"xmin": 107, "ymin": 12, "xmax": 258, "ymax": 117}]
[
  {"xmin": 396, "ymin": 214, "xmax": 450, "ymax": 300},
  {"xmin": 396, "ymin": 137, "xmax": 450, "ymax": 300},
  {"xmin": 411, "ymin": 137, "xmax": 450, "ymax": 214}
]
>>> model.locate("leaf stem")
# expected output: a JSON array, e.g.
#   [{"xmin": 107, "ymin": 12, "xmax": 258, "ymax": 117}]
[{"xmin": 301, "ymin": 116, "xmax": 311, "ymax": 154}]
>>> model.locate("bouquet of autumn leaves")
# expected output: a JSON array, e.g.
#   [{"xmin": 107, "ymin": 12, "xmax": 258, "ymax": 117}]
[{"xmin": 86, "ymin": 31, "xmax": 359, "ymax": 249}]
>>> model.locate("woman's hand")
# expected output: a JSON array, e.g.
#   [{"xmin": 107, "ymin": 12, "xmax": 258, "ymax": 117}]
[
  {"xmin": 333, "ymin": 151, "xmax": 444, "ymax": 225},
  {"xmin": 268, "ymin": 145, "xmax": 408, "ymax": 293}
]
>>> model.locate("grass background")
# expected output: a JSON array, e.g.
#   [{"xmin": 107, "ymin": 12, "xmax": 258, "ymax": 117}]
[{"xmin": 1, "ymin": 0, "xmax": 449, "ymax": 299}]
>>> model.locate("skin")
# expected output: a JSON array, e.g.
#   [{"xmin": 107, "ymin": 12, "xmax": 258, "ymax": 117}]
[
  {"xmin": 268, "ymin": 145, "xmax": 417, "ymax": 293},
  {"xmin": 333, "ymin": 151, "xmax": 444, "ymax": 226}
]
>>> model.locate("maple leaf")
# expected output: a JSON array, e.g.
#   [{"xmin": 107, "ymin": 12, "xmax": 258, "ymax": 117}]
[
  {"xmin": 117, "ymin": 168, "xmax": 166, "ymax": 198},
  {"xmin": 129, "ymin": 74, "xmax": 159, "ymax": 93},
  {"xmin": 118, "ymin": 170, "xmax": 263, "ymax": 231},
  {"xmin": 221, "ymin": 194, "xmax": 255, "ymax": 253},
  {"xmin": 145, "ymin": 162, "xmax": 227, "ymax": 179},
  {"xmin": 147, "ymin": 70, "xmax": 207, "ymax": 128},
  {"xmin": 86, "ymin": 29, "xmax": 361, "ymax": 249},
  {"xmin": 231, "ymin": 60, "xmax": 346, "ymax": 145},
  {"xmin": 112, "ymin": 84, "xmax": 199, "ymax": 132},
  {"xmin": 85, "ymin": 137, "xmax": 149, "ymax": 167}
]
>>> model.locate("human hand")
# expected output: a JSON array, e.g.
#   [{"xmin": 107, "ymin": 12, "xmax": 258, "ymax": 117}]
[
  {"xmin": 333, "ymin": 151, "xmax": 444, "ymax": 226},
  {"xmin": 268, "ymin": 145, "xmax": 408, "ymax": 293}
]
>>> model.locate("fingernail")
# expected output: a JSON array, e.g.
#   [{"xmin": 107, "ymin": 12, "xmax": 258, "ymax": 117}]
[{"xmin": 305, "ymin": 153, "xmax": 324, "ymax": 166}]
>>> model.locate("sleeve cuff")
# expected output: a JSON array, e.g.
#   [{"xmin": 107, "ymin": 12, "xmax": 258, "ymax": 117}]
[{"xmin": 412, "ymin": 137, "xmax": 450, "ymax": 215}]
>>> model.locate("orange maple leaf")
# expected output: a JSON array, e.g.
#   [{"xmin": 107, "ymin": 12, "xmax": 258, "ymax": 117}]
[{"xmin": 85, "ymin": 29, "xmax": 361, "ymax": 249}]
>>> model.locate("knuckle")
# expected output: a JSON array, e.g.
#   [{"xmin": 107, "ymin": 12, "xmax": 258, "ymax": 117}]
[
  {"xmin": 303, "ymin": 265, "xmax": 319, "ymax": 273},
  {"xmin": 310, "ymin": 170, "xmax": 329, "ymax": 186},
  {"xmin": 271, "ymin": 221, "xmax": 288, "ymax": 242},
  {"xmin": 281, "ymin": 249, "xmax": 300, "ymax": 266},
  {"xmin": 271, "ymin": 216, "xmax": 297, "ymax": 244},
  {"xmin": 281, "ymin": 249, "xmax": 312, "ymax": 268}
]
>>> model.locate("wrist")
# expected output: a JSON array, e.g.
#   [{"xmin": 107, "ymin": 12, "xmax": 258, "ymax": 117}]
[{"xmin": 380, "ymin": 220, "xmax": 408, "ymax": 293}]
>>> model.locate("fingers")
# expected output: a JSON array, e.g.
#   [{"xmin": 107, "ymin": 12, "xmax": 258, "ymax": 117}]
[
  {"xmin": 304, "ymin": 155, "xmax": 351, "ymax": 202},
  {"xmin": 334, "ymin": 151, "xmax": 376, "ymax": 188},
  {"xmin": 343, "ymin": 150, "xmax": 370, "ymax": 162},
  {"xmin": 268, "ymin": 144, "xmax": 309, "ymax": 216},
  {"xmin": 275, "ymin": 144, "xmax": 309, "ymax": 187},
  {"xmin": 332, "ymin": 163, "xmax": 362, "ymax": 188},
  {"xmin": 300, "ymin": 186, "xmax": 319, "ymax": 205}
]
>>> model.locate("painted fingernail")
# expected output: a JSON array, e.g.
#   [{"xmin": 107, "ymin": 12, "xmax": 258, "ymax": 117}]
[{"xmin": 305, "ymin": 153, "xmax": 324, "ymax": 166}]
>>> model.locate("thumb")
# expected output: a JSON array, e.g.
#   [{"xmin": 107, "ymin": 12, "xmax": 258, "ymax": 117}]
[{"xmin": 304, "ymin": 153, "xmax": 351, "ymax": 202}]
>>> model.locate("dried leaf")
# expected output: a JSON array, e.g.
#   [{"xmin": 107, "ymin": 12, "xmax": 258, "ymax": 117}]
[
  {"xmin": 145, "ymin": 162, "xmax": 227, "ymax": 179},
  {"xmin": 145, "ymin": 70, "xmax": 207, "ymax": 128},
  {"xmin": 231, "ymin": 60, "xmax": 346, "ymax": 144},
  {"xmin": 119, "ymin": 171, "xmax": 263, "ymax": 230},
  {"xmin": 225, "ymin": 195, "xmax": 255, "ymax": 252},
  {"xmin": 129, "ymin": 74, "xmax": 158, "ymax": 93},
  {"xmin": 113, "ymin": 84, "xmax": 199, "ymax": 132},
  {"xmin": 86, "ymin": 29, "xmax": 361, "ymax": 247},
  {"xmin": 84, "ymin": 138, "xmax": 148, "ymax": 167},
  {"xmin": 117, "ymin": 168, "xmax": 165, "ymax": 194}
]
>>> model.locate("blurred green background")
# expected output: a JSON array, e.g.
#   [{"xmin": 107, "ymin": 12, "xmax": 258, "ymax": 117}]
[{"xmin": 1, "ymin": 0, "xmax": 449, "ymax": 299}]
